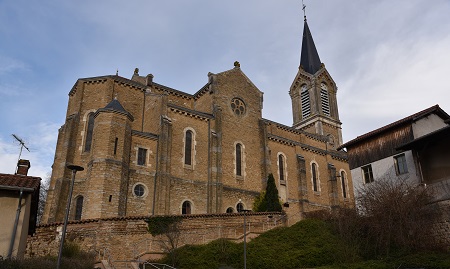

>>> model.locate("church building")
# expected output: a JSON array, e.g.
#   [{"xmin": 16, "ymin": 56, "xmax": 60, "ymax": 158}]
[{"xmin": 42, "ymin": 17, "xmax": 353, "ymax": 224}]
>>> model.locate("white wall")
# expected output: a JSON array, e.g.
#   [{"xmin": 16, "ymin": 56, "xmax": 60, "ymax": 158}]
[
  {"xmin": 351, "ymin": 150, "xmax": 420, "ymax": 198},
  {"xmin": 412, "ymin": 114, "xmax": 447, "ymax": 138}
]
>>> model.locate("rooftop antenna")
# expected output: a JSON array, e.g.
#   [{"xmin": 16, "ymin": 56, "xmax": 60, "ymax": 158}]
[
  {"xmin": 12, "ymin": 134, "xmax": 30, "ymax": 167},
  {"xmin": 302, "ymin": 0, "xmax": 307, "ymax": 21}
]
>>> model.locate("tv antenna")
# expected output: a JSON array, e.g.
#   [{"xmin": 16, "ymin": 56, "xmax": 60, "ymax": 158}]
[{"xmin": 12, "ymin": 134, "xmax": 30, "ymax": 162}]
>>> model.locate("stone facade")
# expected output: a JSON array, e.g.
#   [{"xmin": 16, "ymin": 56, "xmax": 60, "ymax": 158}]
[
  {"xmin": 27, "ymin": 213, "xmax": 285, "ymax": 266},
  {"xmin": 42, "ymin": 19, "xmax": 354, "ymax": 226}
]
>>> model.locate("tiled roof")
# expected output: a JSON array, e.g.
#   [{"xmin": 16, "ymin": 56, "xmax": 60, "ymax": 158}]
[
  {"xmin": 0, "ymin": 173, "xmax": 41, "ymax": 190},
  {"xmin": 338, "ymin": 105, "xmax": 450, "ymax": 150}
]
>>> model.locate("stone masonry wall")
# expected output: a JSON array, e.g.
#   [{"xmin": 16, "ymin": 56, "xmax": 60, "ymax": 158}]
[
  {"xmin": 431, "ymin": 200, "xmax": 450, "ymax": 248},
  {"xmin": 27, "ymin": 212, "xmax": 285, "ymax": 263}
]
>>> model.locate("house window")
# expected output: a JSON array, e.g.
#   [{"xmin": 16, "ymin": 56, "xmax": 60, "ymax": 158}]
[
  {"xmin": 340, "ymin": 171, "xmax": 348, "ymax": 199},
  {"xmin": 394, "ymin": 154, "xmax": 408, "ymax": 175},
  {"xmin": 184, "ymin": 130, "xmax": 193, "ymax": 166},
  {"xmin": 182, "ymin": 201, "xmax": 192, "ymax": 215},
  {"xmin": 320, "ymin": 83, "xmax": 331, "ymax": 116},
  {"xmin": 137, "ymin": 148, "xmax": 147, "ymax": 166},
  {"xmin": 75, "ymin": 196, "xmax": 83, "ymax": 220},
  {"xmin": 236, "ymin": 143, "xmax": 243, "ymax": 177},
  {"xmin": 312, "ymin": 163, "xmax": 319, "ymax": 192},
  {"xmin": 278, "ymin": 154, "xmax": 286, "ymax": 184},
  {"xmin": 301, "ymin": 85, "xmax": 310, "ymax": 118},
  {"xmin": 84, "ymin": 113, "xmax": 95, "ymax": 152},
  {"xmin": 362, "ymin": 165, "xmax": 374, "ymax": 183},
  {"xmin": 226, "ymin": 207, "xmax": 234, "ymax": 213}
]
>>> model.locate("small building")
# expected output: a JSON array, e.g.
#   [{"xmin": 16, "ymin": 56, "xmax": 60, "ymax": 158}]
[
  {"xmin": 338, "ymin": 105, "xmax": 450, "ymax": 196},
  {"xmin": 0, "ymin": 160, "xmax": 41, "ymax": 259}
]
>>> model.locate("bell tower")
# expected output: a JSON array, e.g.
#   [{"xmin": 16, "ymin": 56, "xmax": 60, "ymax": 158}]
[{"xmin": 289, "ymin": 15, "xmax": 343, "ymax": 147}]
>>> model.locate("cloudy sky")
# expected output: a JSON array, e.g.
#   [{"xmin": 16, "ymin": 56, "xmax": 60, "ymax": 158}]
[{"xmin": 1, "ymin": 0, "xmax": 450, "ymax": 181}]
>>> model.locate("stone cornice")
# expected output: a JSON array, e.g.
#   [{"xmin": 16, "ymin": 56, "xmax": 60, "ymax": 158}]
[{"xmin": 168, "ymin": 104, "xmax": 214, "ymax": 121}]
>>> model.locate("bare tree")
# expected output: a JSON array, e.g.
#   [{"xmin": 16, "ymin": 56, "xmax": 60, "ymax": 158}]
[
  {"xmin": 356, "ymin": 178, "xmax": 440, "ymax": 256},
  {"xmin": 37, "ymin": 173, "xmax": 50, "ymax": 225},
  {"xmin": 146, "ymin": 216, "xmax": 182, "ymax": 266}
]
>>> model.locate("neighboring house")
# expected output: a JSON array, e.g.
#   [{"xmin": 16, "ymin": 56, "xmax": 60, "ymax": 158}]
[
  {"xmin": 338, "ymin": 105, "xmax": 450, "ymax": 196},
  {"xmin": 0, "ymin": 160, "xmax": 41, "ymax": 259},
  {"xmin": 397, "ymin": 123, "xmax": 450, "ymax": 203},
  {"xmin": 42, "ymin": 17, "xmax": 353, "ymax": 225}
]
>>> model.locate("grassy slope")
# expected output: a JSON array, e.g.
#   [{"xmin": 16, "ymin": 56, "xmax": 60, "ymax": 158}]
[{"xmin": 161, "ymin": 219, "xmax": 450, "ymax": 269}]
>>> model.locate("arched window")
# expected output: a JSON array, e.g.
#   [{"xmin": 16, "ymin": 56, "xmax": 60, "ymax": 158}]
[
  {"xmin": 184, "ymin": 130, "xmax": 193, "ymax": 165},
  {"xmin": 236, "ymin": 202, "xmax": 244, "ymax": 213},
  {"xmin": 75, "ymin": 196, "xmax": 84, "ymax": 220},
  {"xmin": 84, "ymin": 113, "xmax": 95, "ymax": 152},
  {"xmin": 236, "ymin": 143, "xmax": 243, "ymax": 177},
  {"xmin": 301, "ymin": 85, "xmax": 311, "ymax": 119},
  {"xmin": 320, "ymin": 83, "xmax": 330, "ymax": 116},
  {"xmin": 182, "ymin": 201, "xmax": 192, "ymax": 215},
  {"xmin": 341, "ymin": 171, "xmax": 348, "ymax": 198},
  {"xmin": 226, "ymin": 207, "xmax": 234, "ymax": 214},
  {"xmin": 312, "ymin": 163, "xmax": 319, "ymax": 192},
  {"xmin": 278, "ymin": 154, "xmax": 286, "ymax": 183}
]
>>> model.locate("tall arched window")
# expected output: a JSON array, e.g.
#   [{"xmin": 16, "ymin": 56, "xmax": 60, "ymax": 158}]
[
  {"xmin": 236, "ymin": 202, "xmax": 244, "ymax": 213},
  {"xmin": 84, "ymin": 113, "xmax": 95, "ymax": 152},
  {"xmin": 301, "ymin": 85, "xmax": 311, "ymax": 119},
  {"xmin": 341, "ymin": 171, "xmax": 348, "ymax": 198},
  {"xmin": 75, "ymin": 196, "xmax": 84, "ymax": 220},
  {"xmin": 320, "ymin": 83, "xmax": 330, "ymax": 116},
  {"xmin": 312, "ymin": 163, "xmax": 319, "ymax": 192},
  {"xmin": 278, "ymin": 154, "xmax": 286, "ymax": 183},
  {"xmin": 182, "ymin": 201, "xmax": 192, "ymax": 215},
  {"xmin": 184, "ymin": 130, "xmax": 193, "ymax": 165},
  {"xmin": 236, "ymin": 143, "xmax": 243, "ymax": 177}
]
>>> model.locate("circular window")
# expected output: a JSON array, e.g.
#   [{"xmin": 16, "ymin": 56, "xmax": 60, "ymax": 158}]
[
  {"xmin": 231, "ymin": 98, "xmax": 246, "ymax": 116},
  {"xmin": 133, "ymin": 184, "xmax": 146, "ymax": 197}
]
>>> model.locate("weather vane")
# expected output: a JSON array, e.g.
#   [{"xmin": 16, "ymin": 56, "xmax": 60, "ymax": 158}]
[{"xmin": 302, "ymin": 0, "xmax": 307, "ymax": 21}]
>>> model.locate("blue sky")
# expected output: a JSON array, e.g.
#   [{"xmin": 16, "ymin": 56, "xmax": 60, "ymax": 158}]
[{"xmin": 1, "ymin": 0, "xmax": 450, "ymax": 180}]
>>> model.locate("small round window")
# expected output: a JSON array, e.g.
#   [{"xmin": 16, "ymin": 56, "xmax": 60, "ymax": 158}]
[
  {"xmin": 134, "ymin": 184, "xmax": 145, "ymax": 197},
  {"xmin": 231, "ymin": 98, "xmax": 246, "ymax": 116}
]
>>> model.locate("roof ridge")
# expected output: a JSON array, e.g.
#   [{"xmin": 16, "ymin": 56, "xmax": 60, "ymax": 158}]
[{"xmin": 339, "ymin": 104, "xmax": 448, "ymax": 149}]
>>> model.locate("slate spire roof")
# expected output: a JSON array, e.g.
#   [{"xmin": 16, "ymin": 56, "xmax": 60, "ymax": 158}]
[
  {"xmin": 104, "ymin": 97, "xmax": 128, "ymax": 113},
  {"xmin": 97, "ymin": 97, "xmax": 134, "ymax": 121},
  {"xmin": 300, "ymin": 19, "xmax": 322, "ymax": 75}
]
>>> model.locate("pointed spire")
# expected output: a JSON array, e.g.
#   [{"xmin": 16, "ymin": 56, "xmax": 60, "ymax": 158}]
[{"xmin": 300, "ymin": 20, "xmax": 322, "ymax": 75}]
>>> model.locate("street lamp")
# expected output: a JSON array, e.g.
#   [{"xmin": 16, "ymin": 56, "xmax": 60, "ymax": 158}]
[
  {"xmin": 239, "ymin": 199, "xmax": 251, "ymax": 269},
  {"xmin": 56, "ymin": 164, "xmax": 84, "ymax": 269}
]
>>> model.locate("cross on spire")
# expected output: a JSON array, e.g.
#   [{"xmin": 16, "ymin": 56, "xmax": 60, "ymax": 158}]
[{"xmin": 302, "ymin": 0, "xmax": 307, "ymax": 21}]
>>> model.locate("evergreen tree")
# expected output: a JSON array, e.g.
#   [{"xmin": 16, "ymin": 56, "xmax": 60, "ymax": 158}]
[{"xmin": 254, "ymin": 174, "xmax": 282, "ymax": 212}]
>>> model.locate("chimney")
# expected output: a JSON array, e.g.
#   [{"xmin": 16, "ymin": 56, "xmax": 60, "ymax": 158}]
[{"xmin": 16, "ymin": 159, "xmax": 31, "ymax": 176}]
